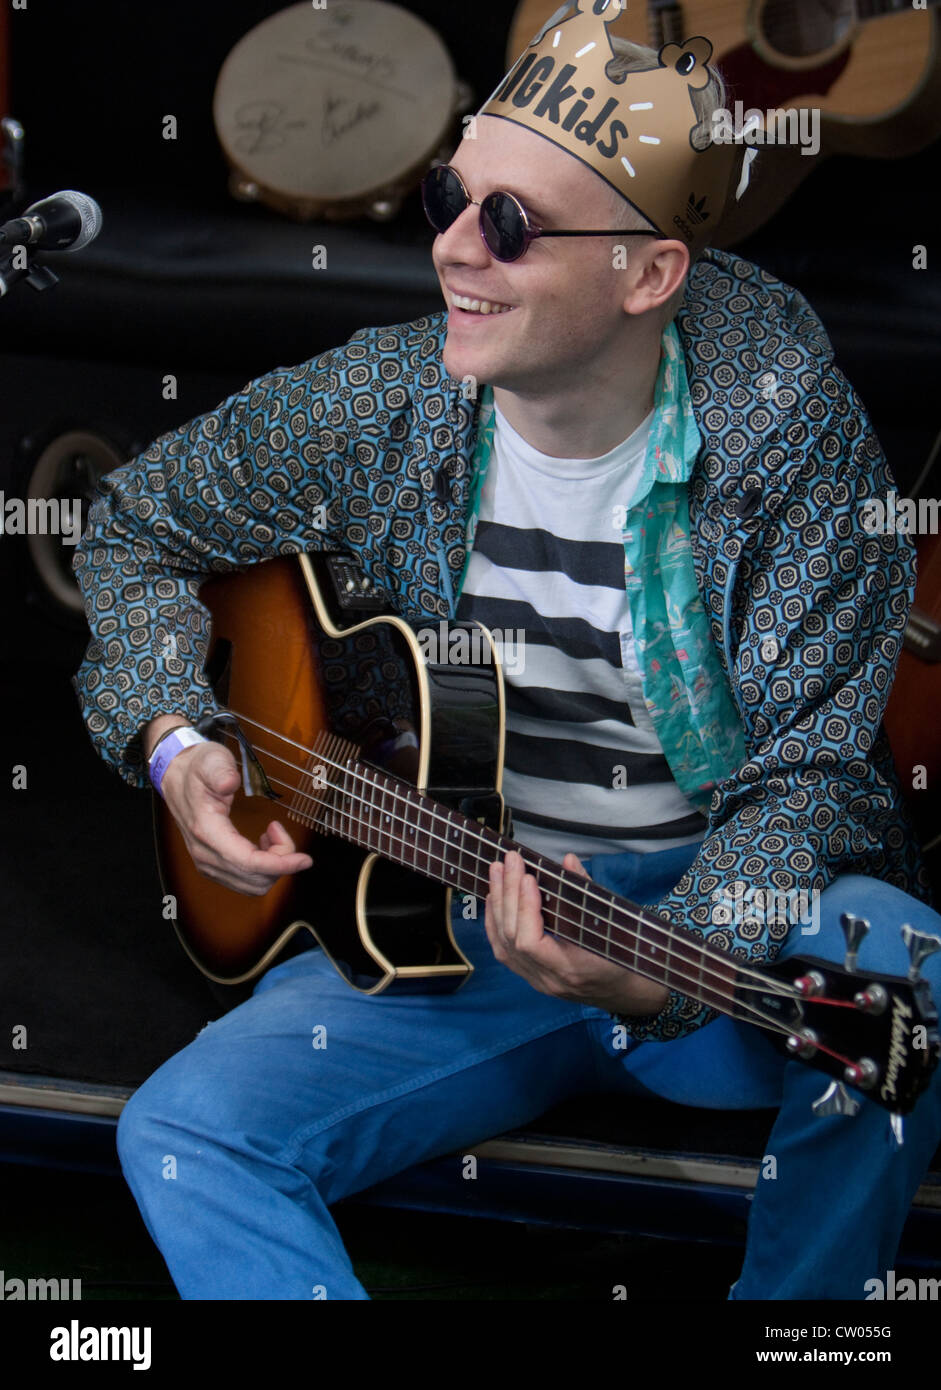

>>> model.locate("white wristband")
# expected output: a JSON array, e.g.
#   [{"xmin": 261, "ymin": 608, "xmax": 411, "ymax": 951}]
[{"xmin": 148, "ymin": 726, "xmax": 208, "ymax": 796}]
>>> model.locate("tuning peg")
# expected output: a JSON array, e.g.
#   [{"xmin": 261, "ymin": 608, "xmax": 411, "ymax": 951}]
[
  {"xmin": 811, "ymin": 1080, "xmax": 860, "ymax": 1118},
  {"xmin": 900, "ymin": 924, "xmax": 941, "ymax": 981},
  {"xmin": 840, "ymin": 912, "xmax": 870, "ymax": 973},
  {"xmin": 890, "ymin": 1113, "xmax": 905, "ymax": 1148}
]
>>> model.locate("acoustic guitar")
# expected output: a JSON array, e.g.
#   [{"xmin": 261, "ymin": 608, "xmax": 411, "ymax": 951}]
[
  {"xmin": 507, "ymin": 0, "xmax": 941, "ymax": 244},
  {"xmin": 154, "ymin": 551, "xmax": 940, "ymax": 1118}
]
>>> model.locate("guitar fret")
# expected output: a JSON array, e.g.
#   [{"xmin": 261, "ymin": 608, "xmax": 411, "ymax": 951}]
[
  {"xmin": 394, "ymin": 782, "xmax": 410, "ymax": 866},
  {"xmin": 397, "ymin": 784, "xmax": 415, "ymax": 870},
  {"xmin": 363, "ymin": 767, "xmax": 379, "ymax": 855},
  {"xmin": 375, "ymin": 773, "xmax": 387, "ymax": 857},
  {"xmin": 605, "ymin": 897, "xmax": 616, "ymax": 964},
  {"xmin": 380, "ymin": 778, "xmax": 391, "ymax": 861},
  {"xmin": 350, "ymin": 761, "xmax": 361, "ymax": 848},
  {"xmin": 479, "ymin": 827, "xmax": 499, "ymax": 898},
  {"xmin": 348, "ymin": 762, "xmax": 361, "ymax": 847},
  {"xmin": 328, "ymin": 756, "xmax": 338, "ymax": 840},
  {"xmin": 343, "ymin": 758, "xmax": 352, "ymax": 845},
  {"xmin": 402, "ymin": 784, "xmax": 417, "ymax": 869},
  {"xmin": 413, "ymin": 797, "xmax": 427, "ymax": 875},
  {"xmin": 584, "ymin": 878, "xmax": 601, "ymax": 956},
  {"xmin": 412, "ymin": 787, "xmax": 424, "ymax": 871},
  {"xmin": 445, "ymin": 808, "xmax": 458, "ymax": 891},
  {"xmin": 340, "ymin": 760, "xmax": 350, "ymax": 843}
]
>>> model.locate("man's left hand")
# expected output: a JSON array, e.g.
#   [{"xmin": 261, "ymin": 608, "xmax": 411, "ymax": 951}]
[{"xmin": 485, "ymin": 850, "xmax": 670, "ymax": 1016}]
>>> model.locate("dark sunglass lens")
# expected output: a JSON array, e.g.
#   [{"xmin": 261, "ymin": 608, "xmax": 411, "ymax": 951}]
[
  {"xmin": 422, "ymin": 166, "xmax": 467, "ymax": 233},
  {"xmin": 480, "ymin": 193, "xmax": 526, "ymax": 261}
]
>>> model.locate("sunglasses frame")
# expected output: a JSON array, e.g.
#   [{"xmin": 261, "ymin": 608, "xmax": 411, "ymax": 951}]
[{"xmin": 421, "ymin": 164, "xmax": 663, "ymax": 263}]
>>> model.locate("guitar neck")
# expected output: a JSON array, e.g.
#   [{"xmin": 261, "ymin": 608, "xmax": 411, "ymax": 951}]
[
  {"xmin": 857, "ymin": 0, "xmax": 940, "ymax": 15},
  {"xmin": 647, "ymin": 0, "xmax": 941, "ymax": 47},
  {"xmin": 317, "ymin": 747, "xmax": 746, "ymax": 1020},
  {"xmin": 648, "ymin": 2, "xmax": 693, "ymax": 48}
]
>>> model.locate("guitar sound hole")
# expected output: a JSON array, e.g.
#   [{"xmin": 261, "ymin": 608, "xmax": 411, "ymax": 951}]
[{"xmin": 759, "ymin": 0, "xmax": 856, "ymax": 60}]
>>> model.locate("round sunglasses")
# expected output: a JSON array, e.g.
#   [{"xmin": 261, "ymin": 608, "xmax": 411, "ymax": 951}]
[{"xmin": 421, "ymin": 164, "xmax": 662, "ymax": 263}]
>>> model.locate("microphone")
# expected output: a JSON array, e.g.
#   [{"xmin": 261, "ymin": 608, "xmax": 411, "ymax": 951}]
[{"xmin": 0, "ymin": 190, "xmax": 103, "ymax": 252}]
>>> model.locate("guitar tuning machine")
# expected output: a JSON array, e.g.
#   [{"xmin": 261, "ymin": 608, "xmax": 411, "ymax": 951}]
[
  {"xmin": 785, "ymin": 1028, "xmax": 818, "ymax": 1059},
  {"xmin": 853, "ymin": 983, "xmax": 888, "ymax": 1015},
  {"xmin": 900, "ymin": 923, "xmax": 941, "ymax": 982},
  {"xmin": 840, "ymin": 912, "xmax": 870, "ymax": 973},
  {"xmin": 812, "ymin": 1080, "xmax": 860, "ymax": 1118},
  {"xmin": 843, "ymin": 1059, "xmax": 878, "ymax": 1091}
]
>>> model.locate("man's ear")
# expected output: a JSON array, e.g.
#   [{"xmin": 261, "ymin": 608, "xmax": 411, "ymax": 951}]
[{"xmin": 620, "ymin": 240, "xmax": 690, "ymax": 317}]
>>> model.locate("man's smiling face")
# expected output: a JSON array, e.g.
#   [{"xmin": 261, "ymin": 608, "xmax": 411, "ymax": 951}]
[{"xmin": 431, "ymin": 116, "xmax": 640, "ymax": 399}]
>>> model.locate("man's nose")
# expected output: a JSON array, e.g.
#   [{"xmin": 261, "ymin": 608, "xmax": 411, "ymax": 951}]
[{"xmin": 434, "ymin": 202, "xmax": 491, "ymax": 266}]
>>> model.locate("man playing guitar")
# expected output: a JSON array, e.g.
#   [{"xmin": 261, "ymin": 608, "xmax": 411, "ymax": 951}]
[{"xmin": 73, "ymin": 3, "xmax": 941, "ymax": 1300}]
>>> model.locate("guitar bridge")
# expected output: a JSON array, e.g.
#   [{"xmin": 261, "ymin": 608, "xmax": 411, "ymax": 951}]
[{"xmin": 195, "ymin": 711, "xmax": 281, "ymax": 799}]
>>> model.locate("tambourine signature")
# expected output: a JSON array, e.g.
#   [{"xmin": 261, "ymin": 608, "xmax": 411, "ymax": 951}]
[
  {"xmin": 303, "ymin": 31, "xmax": 396, "ymax": 85},
  {"xmin": 322, "ymin": 94, "xmax": 382, "ymax": 147},
  {"xmin": 234, "ymin": 102, "xmax": 306, "ymax": 156}
]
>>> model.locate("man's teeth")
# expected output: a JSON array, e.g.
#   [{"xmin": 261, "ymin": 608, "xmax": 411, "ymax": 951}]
[{"xmin": 452, "ymin": 294, "xmax": 515, "ymax": 315}]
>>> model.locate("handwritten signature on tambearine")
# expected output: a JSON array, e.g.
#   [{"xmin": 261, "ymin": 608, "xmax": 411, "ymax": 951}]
[{"xmin": 321, "ymin": 93, "xmax": 382, "ymax": 146}]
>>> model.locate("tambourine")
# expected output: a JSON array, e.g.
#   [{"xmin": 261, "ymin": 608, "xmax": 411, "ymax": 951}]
[{"xmin": 213, "ymin": 0, "xmax": 467, "ymax": 222}]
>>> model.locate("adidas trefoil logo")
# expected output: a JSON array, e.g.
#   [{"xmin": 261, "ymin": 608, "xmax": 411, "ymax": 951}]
[{"xmin": 686, "ymin": 192, "xmax": 710, "ymax": 224}]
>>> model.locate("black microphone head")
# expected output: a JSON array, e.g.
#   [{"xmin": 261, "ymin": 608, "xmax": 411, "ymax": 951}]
[{"xmin": 24, "ymin": 190, "xmax": 103, "ymax": 251}]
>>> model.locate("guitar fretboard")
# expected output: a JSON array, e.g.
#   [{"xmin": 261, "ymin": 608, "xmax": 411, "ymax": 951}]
[{"xmin": 309, "ymin": 736, "xmax": 745, "ymax": 1019}]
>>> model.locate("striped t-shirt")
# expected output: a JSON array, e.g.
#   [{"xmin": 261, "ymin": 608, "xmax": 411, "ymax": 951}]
[{"xmin": 456, "ymin": 402, "xmax": 708, "ymax": 863}]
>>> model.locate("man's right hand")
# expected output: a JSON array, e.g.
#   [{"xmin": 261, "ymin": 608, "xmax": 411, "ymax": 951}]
[{"xmin": 145, "ymin": 717, "xmax": 314, "ymax": 896}]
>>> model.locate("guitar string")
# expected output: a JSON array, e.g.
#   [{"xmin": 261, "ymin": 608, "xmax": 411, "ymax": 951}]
[
  {"xmin": 258, "ymin": 762, "xmax": 801, "ymax": 1040},
  {"xmin": 220, "ymin": 716, "xmax": 806, "ymax": 1007},
  {"xmin": 214, "ymin": 721, "xmax": 814, "ymax": 1037}
]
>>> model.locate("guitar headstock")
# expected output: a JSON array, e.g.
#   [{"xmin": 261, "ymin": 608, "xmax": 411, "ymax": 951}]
[{"xmin": 757, "ymin": 940, "xmax": 940, "ymax": 1116}]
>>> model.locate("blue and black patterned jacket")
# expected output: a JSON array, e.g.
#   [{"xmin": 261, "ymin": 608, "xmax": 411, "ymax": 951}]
[{"xmin": 72, "ymin": 248, "xmax": 929, "ymax": 1041}]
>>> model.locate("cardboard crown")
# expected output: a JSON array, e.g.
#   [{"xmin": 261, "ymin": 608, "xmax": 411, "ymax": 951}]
[{"xmin": 479, "ymin": 0, "xmax": 747, "ymax": 252}]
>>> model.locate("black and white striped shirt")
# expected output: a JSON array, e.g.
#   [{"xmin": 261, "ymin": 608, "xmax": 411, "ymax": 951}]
[{"xmin": 456, "ymin": 403, "xmax": 708, "ymax": 862}]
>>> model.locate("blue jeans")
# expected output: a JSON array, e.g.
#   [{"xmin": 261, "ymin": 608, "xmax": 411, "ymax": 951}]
[{"xmin": 117, "ymin": 846, "xmax": 941, "ymax": 1300}]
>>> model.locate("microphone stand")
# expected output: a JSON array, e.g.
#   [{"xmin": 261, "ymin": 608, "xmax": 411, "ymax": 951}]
[
  {"xmin": 1, "ymin": 118, "xmax": 59, "ymax": 298},
  {"xmin": 0, "ymin": 242, "xmax": 58, "ymax": 297}
]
